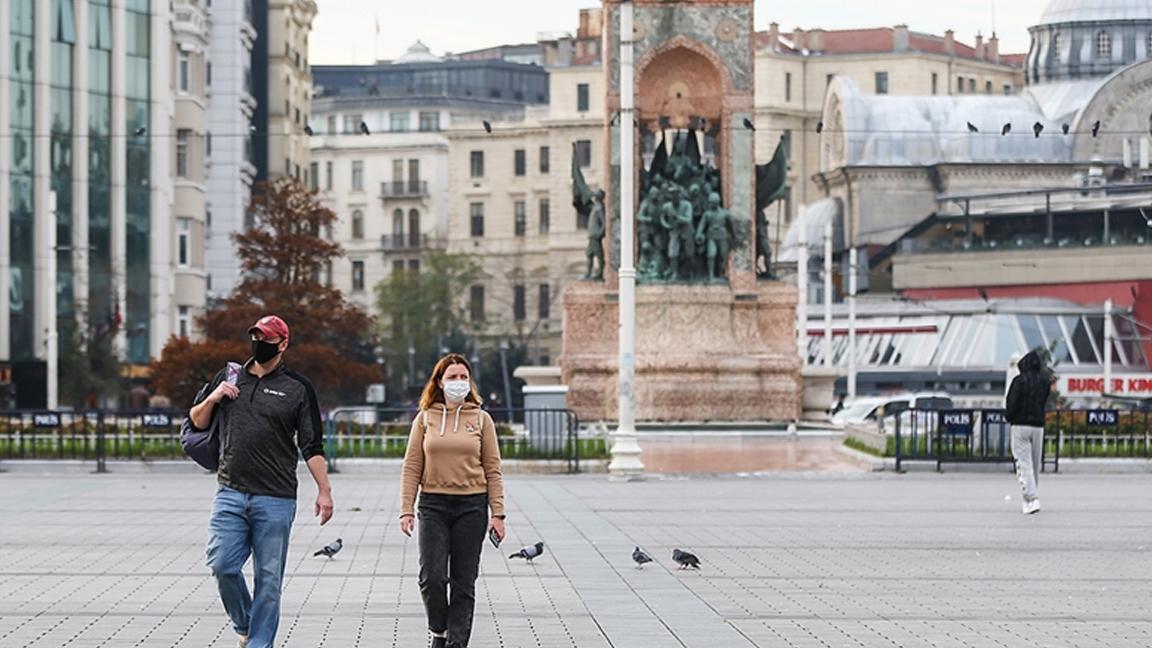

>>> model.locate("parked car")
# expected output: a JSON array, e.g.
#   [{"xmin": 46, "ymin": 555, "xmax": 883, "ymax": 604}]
[{"xmin": 830, "ymin": 392, "xmax": 954, "ymax": 427}]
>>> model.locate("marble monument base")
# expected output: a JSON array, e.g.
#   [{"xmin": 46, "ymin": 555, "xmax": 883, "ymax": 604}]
[{"xmin": 560, "ymin": 282, "xmax": 803, "ymax": 423}]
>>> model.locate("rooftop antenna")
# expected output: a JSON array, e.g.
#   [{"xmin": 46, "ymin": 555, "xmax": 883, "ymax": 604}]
[{"xmin": 990, "ymin": 0, "xmax": 997, "ymax": 35}]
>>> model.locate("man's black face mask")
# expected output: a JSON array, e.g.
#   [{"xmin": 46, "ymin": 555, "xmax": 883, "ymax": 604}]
[{"xmin": 252, "ymin": 339, "xmax": 281, "ymax": 364}]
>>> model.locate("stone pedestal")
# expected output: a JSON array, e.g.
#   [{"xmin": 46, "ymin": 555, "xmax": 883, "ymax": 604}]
[{"xmin": 561, "ymin": 281, "xmax": 802, "ymax": 422}]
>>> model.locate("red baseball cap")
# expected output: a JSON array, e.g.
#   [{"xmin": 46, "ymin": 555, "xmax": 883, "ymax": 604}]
[{"xmin": 248, "ymin": 315, "xmax": 290, "ymax": 341}]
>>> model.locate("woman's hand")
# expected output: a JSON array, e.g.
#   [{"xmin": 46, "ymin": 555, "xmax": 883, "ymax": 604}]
[
  {"xmin": 489, "ymin": 517, "xmax": 506, "ymax": 542},
  {"xmin": 400, "ymin": 514, "xmax": 415, "ymax": 537}
]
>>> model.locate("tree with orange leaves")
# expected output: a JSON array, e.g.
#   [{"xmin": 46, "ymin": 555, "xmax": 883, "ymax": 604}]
[{"xmin": 151, "ymin": 178, "xmax": 379, "ymax": 408}]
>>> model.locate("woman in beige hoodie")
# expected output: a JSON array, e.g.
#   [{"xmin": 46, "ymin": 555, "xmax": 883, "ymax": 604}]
[{"xmin": 399, "ymin": 353, "xmax": 505, "ymax": 648}]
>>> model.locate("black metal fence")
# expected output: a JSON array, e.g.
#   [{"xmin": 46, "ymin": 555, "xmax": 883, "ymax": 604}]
[
  {"xmin": 0, "ymin": 410, "xmax": 184, "ymax": 472},
  {"xmin": 893, "ymin": 408, "xmax": 1152, "ymax": 472},
  {"xmin": 325, "ymin": 407, "xmax": 583, "ymax": 473}
]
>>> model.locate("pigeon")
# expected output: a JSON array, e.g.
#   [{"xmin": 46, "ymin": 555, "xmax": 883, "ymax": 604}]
[
  {"xmin": 1033, "ymin": 122, "xmax": 1044, "ymax": 138},
  {"xmin": 672, "ymin": 548, "xmax": 700, "ymax": 570},
  {"xmin": 815, "ymin": 120, "xmax": 824, "ymax": 134},
  {"xmin": 359, "ymin": 121, "xmax": 370, "ymax": 135},
  {"xmin": 482, "ymin": 120, "xmax": 493, "ymax": 134},
  {"xmin": 313, "ymin": 538, "xmax": 342, "ymax": 559},
  {"xmin": 966, "ymin": 122, "xmax": 978, "ymax": 133},
  {"xmin": 1061, "ymin": 123, "xmax": 1071, "ymax": 135},
  {"xmin": 509, "ymin": 541, "xmax": 545, "ymax": 563},
  {"xmin": 742, "ymin": 117, "xmax": 755, "ymax": 131},
  {"xmin": 1000, "ymin": 123, "xmax": 1012, "ymax": 136},
  {"xmin": 1091, "ymin": 120, "xmax": 1101, "ymax": 137},
  {"xmin": 632, "ymin": 546, "xmax": 653, "ymax": 569},
  {"xmin": 303, "ymin": 124, "xmax": 314, "ymax": 136},
  {"xmin": 134, "ymin": 126, "xmax": 147, "ymax": 136}
]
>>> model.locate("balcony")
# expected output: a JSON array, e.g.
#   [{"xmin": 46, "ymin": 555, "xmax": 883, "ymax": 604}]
[
  {"xmin": 379, "ymin": 181, "xmax": 429, "ymax": 200},
  {"xmin": 173, "ymin": 1, "xmax": 207, "ymax": 37},
  {"xmin": 380, "ymin": 234, "xmax": 444, "ymax": 251}
]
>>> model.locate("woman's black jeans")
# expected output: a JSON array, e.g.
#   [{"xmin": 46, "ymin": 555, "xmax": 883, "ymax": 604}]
[{"xmin": 418, "ymin": 493, "xmax": 488, "ymax": 647}]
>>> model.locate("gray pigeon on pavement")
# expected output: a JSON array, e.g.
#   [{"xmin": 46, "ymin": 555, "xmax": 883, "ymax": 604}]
[
  {"xmin": 632, "ymin": 547, "xmax": 653, "ymax": 569},
  {"xmin": 509, "ymin": 541, "xmax": 545, "ymax": 563},
  {"xmin": 672, "ymin": 548, "xmax": 700, "ymax": 570},
  {"xmin": 313, "ymin": 538, "xmax": 342, "ymax": 559}
]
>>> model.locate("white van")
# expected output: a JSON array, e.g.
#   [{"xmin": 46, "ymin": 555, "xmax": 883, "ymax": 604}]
[{"xmin": 830, "ymin": 392, "xmax": 953, "ymax": 426}]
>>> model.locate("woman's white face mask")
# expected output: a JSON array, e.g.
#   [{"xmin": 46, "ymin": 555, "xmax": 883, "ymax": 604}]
[{"xmin": 443, "ymin": 380, "xmax": 471, "ymax": 402}]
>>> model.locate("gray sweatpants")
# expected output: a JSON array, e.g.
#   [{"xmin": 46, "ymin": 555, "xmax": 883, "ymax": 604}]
[{"xmin": 1011, "ymin": 425, "xmax": 1044, "ymax": 501}]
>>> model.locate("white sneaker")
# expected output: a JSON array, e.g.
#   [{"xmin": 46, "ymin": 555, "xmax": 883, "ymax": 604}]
[
  {"xmin": 1023, "ymin": 499, "xmax": 1040, "ymax": 515},
  {"xmin": 238, "ymin": 637, "xmax": 248, "ymax": 648}
]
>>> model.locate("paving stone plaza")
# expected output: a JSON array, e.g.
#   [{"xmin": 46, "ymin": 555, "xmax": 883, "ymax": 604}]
[{"xmin": 2, "ymin": 469, "xmax": 1150, "ymax": 647}]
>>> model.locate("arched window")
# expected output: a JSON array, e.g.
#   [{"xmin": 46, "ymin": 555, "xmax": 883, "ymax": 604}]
[
  {"xmin": 1097, "ymin": 30, "xmax": 1112, "ymax": 60},
  {"xmin": 392, "ymin": 208, "xmax": 404, "ymax": 244},
  {"xmin": 1051, "ymin": 32, "xmax": 1061, "ymax": 58},
  {"xmin": 351, "ymin": 209, "xmax": 364, "ymax": 240},
  {"xmin": 408, "ymin": 209, "xmax": 421, "ymax": 247},
  {"xmin": 1147, "ymin": 32, "xmax": 1152, "ymax": 58}
]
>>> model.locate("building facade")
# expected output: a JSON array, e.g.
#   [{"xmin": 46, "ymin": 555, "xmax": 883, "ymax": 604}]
[{"xmin": 1, "ymin": 0, "xmax": 183, "ymax": 405}]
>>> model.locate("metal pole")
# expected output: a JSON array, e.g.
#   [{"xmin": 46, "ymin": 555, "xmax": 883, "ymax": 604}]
[
  {"xmin": 46, "ymin": 190, "xmax": 59, "ymax": 409},
  {"xmin": 822, "ymin": 221, "xmax": 833, "ymax": 367},
  {"xmin": 796, "ymin": 208, "xmax": 808, "ymax": 363},
  {"xmin": 499, "ymin": 339, "xmax": 513, "ymax": 417},
  {"xmin": 848, "ymin": 247, "xmax": 858, "ymax": 399},
  {"xmin": 1103, "ymin": 298, "xmax": 1113, "ymax": 397},
  {"xmin": 609, "ymin": 0, "xmax": 643, "ymax": 479}
]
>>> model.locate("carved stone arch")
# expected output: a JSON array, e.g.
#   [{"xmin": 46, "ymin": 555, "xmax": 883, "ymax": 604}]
[{"xmin": 634, "ymin": 35, "xmax": 731, "ymax": 127}]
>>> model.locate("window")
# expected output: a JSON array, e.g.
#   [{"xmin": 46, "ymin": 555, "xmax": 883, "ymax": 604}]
[
  {"xmin": 392, "ymin": 208, "xmax": 404, "ymax": 242},
  {"xmin": 1097, "ymin": 30, "xmax": 1112, "ymax": 59},
  {"xmin": 352, "ymin": 261, "xmax": 364, "ymax": 291},
  {"xmin": 514, "ymin": 149, "xmax": 526, "ymax": 176},
  {"xmin": 351, "ymin": 209, "xmax": 364, "ymax": 239},
  {"xmin": 178, "ymin": 52, "xmax": 190, "ymax": 93},
  {"xmin": 390, "ymin": 111, "xmax": 410, "ymax": 132},
  {"xmin": 327, "ymin": 115, "xmax": 336, "ymax": 133},
  {"xmin": 514, "ymin": 201, "xmax": 526, "ymax": 236},
  {"xmin": 1003, "ymin": 84, "xmax": 1013, "ymax": 95},
  {"xmin": 177, "ymin": 218, "xmax": 191, "ymax": 267},
  {"xmin": 393, "ymin": 260, "xmax": 406, "ymax": 274},
  {"xmin": 470, "ymin": 202, "xmax": 484, "ymax": 236},
  {"xmin": 325, "ymin": 161, "xmax": 333, "ymax": 190},
  {"xmin": 931, "ymin": 72, "xmax": 938, "ymax": 95},
  {"xmin": 408, "ymin": 159, "xmax": 420, "ymax": 192},
  {"xmin": 1052, "ymin": 32, "xmax": 1062, "ymax": 57},
  {"xmin": 408, "ymin": 259, "xmax": 420, "ymax": 273},
  {"xmin": 206, "ymin": 132, "xmax": 212, "ymax": 156},
  {"xmin": 785, "ymin": 72, "xmax": 792, "ymax": 102},
  {"xmin": 968, "ymin": 78, "xmax": 976, "ymax": 93},
  {"xmin": 957, "ymin": 76, "xmax": 964, "ymax": 94},
  {"xmin": 985, "ymin": 80, "xmax": 992, "ymax": 94},
  {"xmin": 538, "ymin": 284, "xmax": 550, "ymax": 320},
  {"xmin": 874, "ymin": 71, "xmax": 888, "ymax": 95},
  {"xmin": 539, "ymin": 198, "xmax": 550, "ymax": 234},
  {"xmin": 418, "ymin": 111, "xmax": 440, "ymax": 132},
  {"xmin": 343, "ymin": 114, "xmax": 361, "ymax": 134},
  {"xmin": 176, "ymin": 129, "xmax": 190, "ymax": 177},
  {"xmin": 513, "ymin": 285, "xmax": 526, "ymax": 321},
  {"xmin": 178, "ymin": 306, "xmax": 190, "ymax": 338},
  {"xmin": 577, "ymin": 83, "xmax": 589, "ymax": 111},
  {"xmin": 285, "ymin": 158, "xmax": 292, "ymax": 176},
  {"xmin": 470, "ymin": 151, "xmax": 485, "ymax": 178},
  {"xmin": 539, "ymin": 146, "xmax": 550, "ymax": 174},
  {"xmin": 309, "ymin": 162, "xmax": 319, "ymax": 190},
  {"xmin": 1148, "ymin": 32, "xmax": 1152, "ymax": 58},
  {"xmin": 575, "ymin": 140, "xmax": 592, "ymax": 168},
  {"xmin": 206, "ymin": 61, "xmax": 212, "ymax": 87},
  {"xmin": 351, "ymin": 160, "xmax": 364, "ymax": 191},
  {"xmin": 408, "ymin": 209, "xmax": 421, "ymax": 247},
  {"xmin": 470, "ymin": 285, "xmax": 485, "ymax": 322}
]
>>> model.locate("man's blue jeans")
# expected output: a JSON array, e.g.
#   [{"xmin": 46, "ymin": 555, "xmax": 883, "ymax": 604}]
[{"xmin": 206, "ymin": 485, "xmax": 296, "ymax": 648}]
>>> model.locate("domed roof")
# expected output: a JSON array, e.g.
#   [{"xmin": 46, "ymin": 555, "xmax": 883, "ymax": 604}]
[
  {"xmin": 1038, "ymin": 0, "xmax": 1152, "ymax": 24},
  {"xmin": 394, "ymin": 40, "xmax": 441, "ymax": 64}
]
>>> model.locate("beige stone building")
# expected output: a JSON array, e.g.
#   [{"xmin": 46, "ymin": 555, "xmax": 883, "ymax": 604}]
[
  {"xmin": 265, "ymin": 0, "xmax": 316, "ymax": 181},
  {"xmin": 446, "ymin": 60, "xmax": 604, "ymax": 365},
  {"xmin": 754, "ymin": 25, "xmax": 1026, "ymax": 241}
]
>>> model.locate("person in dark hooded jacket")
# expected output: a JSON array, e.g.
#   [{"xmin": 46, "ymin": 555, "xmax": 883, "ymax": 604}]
[{"xmin": 1005, "ymin": 351, "xmax": 1051, "ymax": 514}]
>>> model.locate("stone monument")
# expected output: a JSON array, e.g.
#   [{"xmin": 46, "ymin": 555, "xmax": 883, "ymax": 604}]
[{"xmin": 561, "ymin": 0, "xmax": 802, "ymax": 422}]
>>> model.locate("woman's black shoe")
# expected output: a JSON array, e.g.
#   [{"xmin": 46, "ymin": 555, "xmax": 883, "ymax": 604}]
[{"xmin": 430, "ymin": 637, "xmax": 447, "ymax": 648}]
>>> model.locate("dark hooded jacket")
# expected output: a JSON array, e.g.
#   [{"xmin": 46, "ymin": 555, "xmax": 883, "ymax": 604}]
[{"xmin": 1005, "ymin": 351, "xmax": 1051, "ymax": 427}]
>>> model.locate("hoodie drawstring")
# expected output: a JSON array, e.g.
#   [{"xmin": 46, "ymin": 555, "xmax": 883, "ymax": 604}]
[{"xmin": 437, "ymin": 404, "xmax": 465, "ymax": 436}]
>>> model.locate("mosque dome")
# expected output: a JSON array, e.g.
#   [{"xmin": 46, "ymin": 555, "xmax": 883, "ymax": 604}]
[
  {"xmin": 1027, "ymin": 0, "xmax": 1152, "ymax": 84},
  {"xmin": 394, "ymin": 40, "xmax": 441, "ymax": 64},
  {"xmin": 1039, "ymin": 0, "xmax": 1152, "ymax": 25}
]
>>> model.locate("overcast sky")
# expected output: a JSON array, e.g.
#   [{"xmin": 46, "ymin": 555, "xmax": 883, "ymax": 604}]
[{"xmin": 310, "ymin": 0, "xmax": 1049, "ymax": 65}]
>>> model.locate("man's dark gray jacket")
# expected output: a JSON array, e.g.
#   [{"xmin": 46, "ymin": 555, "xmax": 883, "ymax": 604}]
[{"xmin": 190, "ymin": 360, "xmax": 325, "ymax": 499}]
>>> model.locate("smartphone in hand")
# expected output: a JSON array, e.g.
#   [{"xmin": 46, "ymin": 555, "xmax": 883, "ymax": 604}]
[{"xmin": 488, "ymin": 527, "xmax": 501, "ymax": 549}]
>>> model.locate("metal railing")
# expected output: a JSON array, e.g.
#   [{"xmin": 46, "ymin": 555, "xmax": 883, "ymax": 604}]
[
  {"xmin": 379, "ymin": 234, "xmax": 443, "ymax": 250},
  {"xmin": 0, "ymin": 410, "xmax": 185, "ymax": 472},
  {"xmin": 892, "ymin": 408, "xmax": 1152, "ymax": 472},
  {"xmin": 325, "ymin": 406, "xmax": 582, "ymax": 473},
  {"xmin": 380, "ymin": 181, "xmax": 429, "ymax": 199}
]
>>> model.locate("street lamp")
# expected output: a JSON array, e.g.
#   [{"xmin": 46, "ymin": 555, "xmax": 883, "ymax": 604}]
[{"xmin": 609, "ymin": 0, "xmax": 644, "ymax": 480}]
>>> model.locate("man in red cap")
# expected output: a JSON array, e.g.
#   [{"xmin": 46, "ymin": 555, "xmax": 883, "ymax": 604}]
[{"xmin": 189, "ymin": 314, "xmax": 333, "ymax": 648}]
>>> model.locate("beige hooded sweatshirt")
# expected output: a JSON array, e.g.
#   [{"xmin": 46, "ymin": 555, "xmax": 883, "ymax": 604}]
[{"xmin": 399, "ymin": 401, "xmax": 505, "ymax": 518}]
